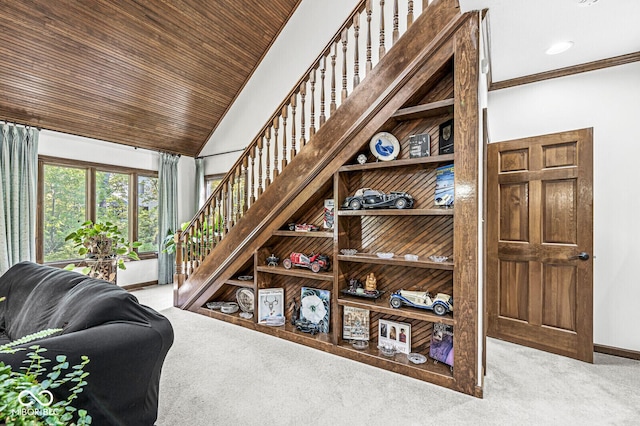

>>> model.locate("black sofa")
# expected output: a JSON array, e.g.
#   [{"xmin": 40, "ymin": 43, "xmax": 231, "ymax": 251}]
[{"xmin": 0, "ymin": 261, "xmax": 174, "ymax": 425}]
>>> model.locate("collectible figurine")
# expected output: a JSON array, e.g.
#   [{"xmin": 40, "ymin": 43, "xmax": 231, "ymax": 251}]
[{"xmin": 365, "ymin": 272, "xmax": 377, "ymax": 292}]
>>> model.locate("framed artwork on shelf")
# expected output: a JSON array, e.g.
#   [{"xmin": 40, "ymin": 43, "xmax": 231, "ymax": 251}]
[
  {"xmin": 378, "ymin": 319, "xmax": 411, "ymax": 354},
  {"xmin": 343, "ymin": 306, "xmax": 370, "ymax": 341},
  {"xmin": 430, "ymin": 323, "xmax": 454, "ymax": 367},
  {"xmin": 438, "ymin": 119, "xmax": 454, "ymax": 154},
  {"xmin": 409, "ymin": 133, "xmax": 431, "ymax": 158},
  {"xmin": 300, "ymin": 287, "xmax": 331, "ymax": 333},
  {"xmin": 258, "ymin": 288, "xmax": 284, "ymax": 324}
]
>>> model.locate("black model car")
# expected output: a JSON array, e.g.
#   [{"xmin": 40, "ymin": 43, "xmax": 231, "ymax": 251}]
[{"xmin": 343, "ymin": 188, "xmax": 414, "ymax": 210}]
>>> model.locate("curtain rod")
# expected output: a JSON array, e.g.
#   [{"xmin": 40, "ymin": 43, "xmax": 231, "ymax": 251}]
[
  {"xmin": 0, "ymin": 119, "xmax": 42, "ymax": 131},
  {"xmin": 197, "ymin": 148, "xmax": 245, "ymax": 159}
]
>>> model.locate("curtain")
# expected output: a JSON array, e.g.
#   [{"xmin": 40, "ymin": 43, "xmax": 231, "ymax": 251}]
[
  {"xmin": 0, "ymin": 124, "xmax": 39, "ymax": 275},
  {"xmin": 157, "ymin": 152, "xmax": 179, "ymax": 285},
  {"xmin": 195, "ymin": 157, "xmax": 205, "ymax": 211}
]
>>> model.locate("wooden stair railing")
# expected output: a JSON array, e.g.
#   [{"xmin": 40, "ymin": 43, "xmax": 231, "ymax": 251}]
[{"xmin": 174, "ymin": 0, "xmax": 435, "ymax": 287}]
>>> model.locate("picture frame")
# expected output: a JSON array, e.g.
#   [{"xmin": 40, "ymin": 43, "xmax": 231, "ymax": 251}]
[
  {"xmin": 438, "ymin": 119, "xmax": 454, "ymax": 154},
  {"xmin": 300, "ymin": 287, "xmax": 331, "ymax": 333},
  {"xmin": 409, "ymin": 133, "xmax": 430, "ymax": 158},
  {"xmin": 378, "ymin": 319, "xmax": 411, "ymax": 354},
  {"xmin": 258, "ymin": 288, "xmax": 284, "ymax": 324},
  {"xmin": 343, "ymin": 306, "xmax": 370, "ymax": 341}
]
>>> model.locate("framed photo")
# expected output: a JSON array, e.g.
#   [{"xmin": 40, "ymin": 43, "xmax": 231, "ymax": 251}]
[
  {"xmin": 300, "ymin": 287, "xmax": 331, "ymax": 333},
  {"xmin": 378, "ymin": 319, "xmax": 411, "ymax": 354},
  {"xmin": 438, "ymin": 119, "xmax": 454, "ymax": 154},
  {"xmin": 343, "ymin": 306, "xmax": 370, "ymax": 341},
  {"xmin": 409, "ymin": 133, "xmax": 430, "ymax": 158},
  {"xmin": 323, "ymin": 199, "xmax": 335, "ymax": 230},
  {"xmin": 430, "ymin": 323, "xmax": 454, "ymax": 367},
  {"xmin": 258, "ymin": 288, "xmax": 284, "ymax": 324}
]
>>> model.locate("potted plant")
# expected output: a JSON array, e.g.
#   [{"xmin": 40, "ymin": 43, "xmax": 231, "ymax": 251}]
[{"xmin": 64, "ymin": 221, "xmax": 141, "ymax": 284}]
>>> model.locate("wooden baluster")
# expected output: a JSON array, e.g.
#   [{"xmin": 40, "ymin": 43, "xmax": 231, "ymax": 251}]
[
  {"xmin": 272, "ymin": 117, "xmax": 279, "ymax": 178},
  {"xmin": 320, "ymin": 57, "xmax": 327, "ymax": 125},
  {"xmin": 309, "ymin": 68, "xmax": 316, "ymax": 137},
  {"xmin": 221, "ymin": 185, "xmax": 228, "ymax": 237},
  {"xmin": 243, "ymin": 156, "xmax": 249, "ymax": 214},
  {"xmin": 174, "ymin": 232, "xmax": 183, "ymax": 276},
  {"xmin": 330, "ymin": 42, "xmax": 337, "ymax": 113},
  {"xmin": 188, "ymin": 226, "xmax": 195, "ymax": 274},
  {"xmin": 379, "ymin": 0, "xmax": 386, "ymax": 58},
  {"xmin": 250, "ymin": 146, "xmax": 256, "ymax": 205},
  {"xmin": 422, "ymin": 0, "xmax": 428, "ymax": 9},
  {"xmin": 341, "ymin": 29, "xmax": 348, "ymax": 102},
  {"xmin": 215, "ymin": 195, "xmax": 222, "ymax": 243},
  {"xmin": 353, "ymin": 13, "xmax": 360, "ymax": 88},
  {"xmin": 290, "ymin": 93, "xmax": 297, "ymax": 158},
  {"xmin": 257, "ymin": 138, "xmax": 263, "ymax": 196},
  {"xmin": 299, "ymin": 81, "xmax": 306, "ymax": 147},
  {"xmin": 393, "ymin": 0, "xmax": 399, "ymax": 44},
  {"xmin": 199, "ymin": 214, "xmax": 205, "ymax": 263},
  {"xmin": 227, "ymin": 177, "xmax": 235, "ymax": 229},
  {"xmin": 236, "ymin": 164, "xmax": 242, "ymax": 223},
  {"xmin": 281, "ymin": 104, "xmax": 288, "ymax": 169},
  {"xmin": 264, "ymin": 129, "xmax": 271, "ymax": 188},
  {"xmin": 408, "ymin": 0, "xmax": 414, "ymax": 27},
  {"xmin": 366, "ymin": 0, "xmax": 373, "ymax": 74}
]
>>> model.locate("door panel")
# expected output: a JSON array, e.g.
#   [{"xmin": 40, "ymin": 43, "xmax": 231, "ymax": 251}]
[{"xmin": 487, "ymin": 128, "xmax": 593, "ymax": 362}]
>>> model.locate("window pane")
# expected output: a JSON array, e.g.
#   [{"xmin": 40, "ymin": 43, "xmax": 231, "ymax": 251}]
[
  {"xmin": 96, "ymin": 171, "xmax": 129, "ymax": 235},
  {"xmin": 138, "ymin": 176, "xmax": 159, "ymax": 252},
  {"xmin": 43, "ymin": 165, "xmax": 86, "ymax": 262},
  {"xmin": 206, "ymin": 177, "xmax": 222, "ymax": 199}
]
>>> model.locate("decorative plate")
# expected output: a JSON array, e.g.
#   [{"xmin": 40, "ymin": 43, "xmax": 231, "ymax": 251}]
[
  {"xmin": 205, "ymin": 301, "xmax": 224, "ymax": 310},
  {"xmin": 220, "ymin": 302, "xmax": 239, "ymax": 314},
  {"xmin": 238, "ymin": 275, "xmax": 253, "ymax": 281},
  {"xmin": 408, "ymin": 353, "xmax": 427, "ymax": 364},
  {"xmin": 370, "ymin": 132, "xmax": 400, "ymax": 161},
  {"xmin": 236, "ymin": 288, "xmax": 255, "ymax": 313},
  {"xmin": 351, "ymin": 340, "xmax": 369, "ymax": 350}
]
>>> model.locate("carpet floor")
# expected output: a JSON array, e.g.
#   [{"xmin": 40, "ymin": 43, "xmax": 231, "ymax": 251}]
[{"xmin": 133, "ymin": 284, "xmax": 640, "ymax": 425}]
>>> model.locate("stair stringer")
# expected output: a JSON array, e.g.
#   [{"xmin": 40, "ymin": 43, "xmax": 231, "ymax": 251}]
[{"xmin": 177, "ymin": 3, "xmax": 468, "ymax": 311}]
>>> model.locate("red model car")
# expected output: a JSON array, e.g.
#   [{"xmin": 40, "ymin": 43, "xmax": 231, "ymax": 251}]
[
  {"xmin": 282, "ymin": 252, "xmax": 330, "ymax": 273},
  {"xmin": 288, "ymin": 223, "xmax": 320, "ymax": 232}
]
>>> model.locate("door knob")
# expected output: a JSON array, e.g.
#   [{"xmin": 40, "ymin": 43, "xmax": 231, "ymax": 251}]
[{"xmin": 569, "ymin": 252, "xmax": 590, "ymax": 261}]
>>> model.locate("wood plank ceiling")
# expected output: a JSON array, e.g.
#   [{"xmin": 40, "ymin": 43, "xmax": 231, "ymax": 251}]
[{"xmin": 0, "ymin": 0, "xmax": 302, "ymax": 157}]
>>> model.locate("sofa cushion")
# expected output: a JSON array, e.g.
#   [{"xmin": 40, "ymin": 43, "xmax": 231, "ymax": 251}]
[{"xmin": 0, "ymin": 261, "xmax": 148, "ymax": 341}]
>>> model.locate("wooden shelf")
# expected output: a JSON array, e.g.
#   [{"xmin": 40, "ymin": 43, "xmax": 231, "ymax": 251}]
[
  {"xmin": 391, "ymin": 98, "xmax": 454, "ymax": 121},
  {"xmin": 337, "ymin": 295, "xmax": 455, "ymax": 325},
  {"xmin": 256, "ymin": 265, "xmax": 334, "ymax": 281},
  {"xmin": 337, "ymin": 253, "xmax": 454, "ymax": 270},
  {"xmin": 225, "ymin": 278, "xmax": 254, "ymax": 287},
  {"xmin": 339, "ymin": 154, "xmax": 454, "ymax": 172},
  {"xmin": 272, "ymin": 230, "xmax": 333, "ymax": 238},
  {"xmin": 337, "ymin": 208, "xmax": 454, "ymax": 217},
  {"xmin": 198, "ymin": 307, "xmax": 254, "ymax": 325},
  {"xmin": 336, "ymin": 340, "xmax": 453, "ymax": 379},
  {"xmin": 255, "ymin": 322, "xmax": 334, "ymax": 346}
]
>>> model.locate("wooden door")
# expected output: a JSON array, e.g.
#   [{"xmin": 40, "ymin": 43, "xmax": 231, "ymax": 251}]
[{"xmin": 486, "ymin": 128, "xmax": 593, "ymax": 362}]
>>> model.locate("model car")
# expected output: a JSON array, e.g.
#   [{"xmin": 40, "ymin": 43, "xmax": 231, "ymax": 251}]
[
  {"xmin": 287, "ymin": 223, "xmax": 320, "ymax": 232},
  {"xmin": 343, "ymin": 188, "xmax": 414, "ymax": 210},
  {"xmin": 282, "ymin": 252, "xmax": 331, "ymax": 273},
  {"xmin": 294, "ymin": 318, "xmax": 321, "ymax": 335},
  {"xmin": 389, "ymin": 290, "xmax": 453, "ymax": 316}
]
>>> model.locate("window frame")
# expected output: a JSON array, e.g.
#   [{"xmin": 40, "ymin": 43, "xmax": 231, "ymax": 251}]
[{"xmin": 37, "ymin": 156, "xmax": 159, "ymax": 266}]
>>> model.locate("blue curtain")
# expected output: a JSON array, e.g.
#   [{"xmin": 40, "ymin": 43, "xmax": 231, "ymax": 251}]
[
  {"xmin": 157, "ymin": 152, "xmax": 179, "ymax": 285},
  {"xmin": 195, "ymin": 157, "xmax": 205, "ymax": 211},
  {"xmin": 0, "ymin": 124, "xmax": 39, "ymax": 275}
]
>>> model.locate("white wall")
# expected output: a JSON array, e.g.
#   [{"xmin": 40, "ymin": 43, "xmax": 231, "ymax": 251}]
[
  {"xmin": 39, "ymin": 130, "xmax": 196, "ymax": 286},
  {"xmin": 487, "ymin": 61, "xmax": 640, "ymax": 351}
]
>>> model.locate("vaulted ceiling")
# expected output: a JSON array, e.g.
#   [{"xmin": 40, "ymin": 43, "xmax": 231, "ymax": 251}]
[{"xmin": 0, "ymin": 0, "xmax": 302, "ymax": 157}]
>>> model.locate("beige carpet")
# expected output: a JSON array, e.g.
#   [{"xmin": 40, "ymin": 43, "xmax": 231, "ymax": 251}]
[{"xmin": 133, "ymin": 285, "xmax": 640, "ymax": 425}]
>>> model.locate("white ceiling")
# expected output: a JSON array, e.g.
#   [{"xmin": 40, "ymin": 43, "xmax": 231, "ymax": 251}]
[{"xmin": 459, "ymin": 0, "xmax": 640, "ymax": 82}]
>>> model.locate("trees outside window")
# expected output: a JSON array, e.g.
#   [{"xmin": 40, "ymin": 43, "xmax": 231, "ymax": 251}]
[{"xmin": 38, "ymin": 157, "xmax": 159, "ymax": 264}]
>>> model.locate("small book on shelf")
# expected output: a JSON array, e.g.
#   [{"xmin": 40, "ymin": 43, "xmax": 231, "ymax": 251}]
[
  {"xmin": 435, "ymin": 163, "xmax": 454, "ymax": 207},
  {"xmin": 438, "ymin": 118, "xmax": 454, "ymax": 154},
  {"xmin": 258, "ymin": 288, "xmax": 284, "ymax": 324},
  {"xmin": 409, "ymin": 133, "xmax": 430, "ymax": 158},
  {"xmin": 430, "ymin": 323, "xmax": 454, "ymax": 367}
]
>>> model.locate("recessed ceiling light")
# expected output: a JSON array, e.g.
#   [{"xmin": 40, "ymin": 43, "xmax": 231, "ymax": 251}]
[
  {"xmin": 577, "ymin": 0, "xmax": 600, "ymax": 6},
  {"xmin": 546, "ymin": 41, "xmax": 574, "ymax": 55}
]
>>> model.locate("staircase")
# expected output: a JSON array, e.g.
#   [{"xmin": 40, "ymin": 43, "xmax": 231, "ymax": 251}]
[{"xmin": 174, "ymin": 0, "xmax": 466, "ymax": 311}]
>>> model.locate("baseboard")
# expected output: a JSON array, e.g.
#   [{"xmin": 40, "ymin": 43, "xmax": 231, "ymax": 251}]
[
  {"xmin": 123, "ymin": 280, "xmax": 158, "ymax": 291},
  {"xmin": 594, "ymin": 344, "xmax": 640, "ymax": 361}
]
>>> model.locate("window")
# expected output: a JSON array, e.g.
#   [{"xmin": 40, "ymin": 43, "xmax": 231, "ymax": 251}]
[
  {"xmin": 205, "ymin": 174, "xmax": 224, "ymax": 200},
  {"xmin": 38, "ymin": 156, "xmax": 159, "ymax": 264}
]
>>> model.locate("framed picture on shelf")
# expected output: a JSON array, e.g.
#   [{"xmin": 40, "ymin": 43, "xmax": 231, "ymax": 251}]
[
  {"xmin": 409, "ymin": 133, "xmax": 430, "ymax": 158},
  {"xmin": 430, "ymin": 323, "xmax": 454, "ymax": 367},
  {"xmin": 378, "ymin": 319, "xmax": 411, "ymax": 354},
  {"xmin": 300, "ymin": 287, "xmax": 331, "ymax": 333},
  {"xmin": 438, "ymin": 119, "xmax": 454, "ymax": 154},
  {"xmin": 258, "ymin": 288, "xmax": 284, "ymax": 324},
  {"xmin": 343, "ymin": 306, "xmax": 370, "ymax": 341}
]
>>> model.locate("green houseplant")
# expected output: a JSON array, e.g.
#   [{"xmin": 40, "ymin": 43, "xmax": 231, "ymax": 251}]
[{"xmin": 64, "ymin": 221, "xmax": 141, "ymax": 283}]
